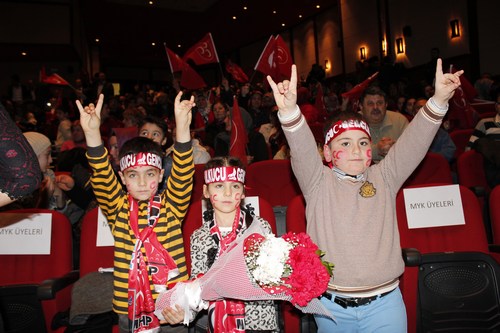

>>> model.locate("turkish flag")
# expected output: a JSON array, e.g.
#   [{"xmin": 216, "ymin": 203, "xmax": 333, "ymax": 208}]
[
  {"xmin": 447, "ymin": 67, "xmax": 479, "ymax": 130},
  {"xmin": 225, "ymin": 60, "xmax": 249, "ymax": 83},
  {"xmin": 183, "ymin": 33, "xmax": 220, "ymax": 66},
  {"xmin": 40, "ymin": 67, "xmax": 70, "ymax": 86},
  {"xmin": 254, "ymin": 36, "xmax": 277, "ymax": 77},
  {"xmin": 341, "ymin": 72, "xmax": 379, "ymax": 111},
  {"xmin": 274, "ymin": 35, "xmax": 292, "ymax": 81},
  {"xmin": 230, "ymin": 96, "xmax": 248, "ymax": 167},
  {"xmin": 254, "ymin": 35, "xmax": 293, "ymax": 82},
  {"xmin": 165, "ymin": 46, "xmax": 185, "ymax": 73},
  {"xmin": 180, "ymin": 63, "xmax": 207, "ymax": 90}
]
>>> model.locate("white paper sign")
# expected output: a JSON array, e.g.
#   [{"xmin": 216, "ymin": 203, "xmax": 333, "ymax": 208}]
[
  {"xmin": 0, "ymin": 213, "xmax": 52, "ymax": 254},
  {"xmin": 96, "ymin": 208, "xmax": 114, "ymax": 247},
  {"xmin": 201, "ymin": 196, "xmax": 260, "ymax": 216},
  {"xmin": 403, "ymin": 185, "xmax": 465, "ymax": 229}
]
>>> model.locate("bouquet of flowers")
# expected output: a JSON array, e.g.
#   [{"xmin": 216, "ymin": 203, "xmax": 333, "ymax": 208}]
[{"xmin": 154, "ymin": 220, "xmax": 335, "ymax": 324}]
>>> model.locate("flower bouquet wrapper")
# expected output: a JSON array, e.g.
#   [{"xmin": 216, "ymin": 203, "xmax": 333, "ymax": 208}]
[{"xmin": 155, "ymin": 221, "xmax": 335, "ymax": 324}]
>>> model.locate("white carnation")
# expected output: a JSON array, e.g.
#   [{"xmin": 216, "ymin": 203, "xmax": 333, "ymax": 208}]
[{"xmin": 252, "ymin": 235, "xmax": 293, "ymax": 285}]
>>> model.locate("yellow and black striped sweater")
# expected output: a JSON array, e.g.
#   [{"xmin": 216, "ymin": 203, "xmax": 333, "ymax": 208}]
[{"xmin": 86, "ymin": 142, "xmax": 194, "ymax": 314}]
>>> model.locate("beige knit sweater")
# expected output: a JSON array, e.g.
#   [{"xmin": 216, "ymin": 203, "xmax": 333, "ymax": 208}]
[{"xmin": 279, "ymin": 101, "xmax": 445, "ymax": 291}]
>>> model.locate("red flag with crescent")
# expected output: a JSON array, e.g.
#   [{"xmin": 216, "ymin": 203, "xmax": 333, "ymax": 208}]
[{"xmin": 183, "ymin": 33, "xmax": 220, "ymax": 66}]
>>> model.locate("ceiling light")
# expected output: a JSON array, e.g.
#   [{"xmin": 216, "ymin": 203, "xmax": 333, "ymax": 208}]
[
  {"xmin": 233, "ymin": 16, "xmax": 237, "ymax": 20},
  {"xmin": 95, "ymin": 38, "xmax": 100, "ymax": 43},
  {"xmin": 151, "ymin": 42, "xmax": 156, "ymax": 46},
  {"xmin": 21, "ymin": 52, "xmax": 27, "ymax": 56},
  {"xmin": 316, "ymin": 5, "xmax": 321, "ymax": 9},
  {"xmin": 243, "ymin": 6, "xmax": 247, "ymax": 10},
  {"xmin": 282, "ymin": 23, "xmax": 285, "ymax": 27},
  {"xmin": 273, "ymin": 10, "xmax": 277, "ymax": 14}
]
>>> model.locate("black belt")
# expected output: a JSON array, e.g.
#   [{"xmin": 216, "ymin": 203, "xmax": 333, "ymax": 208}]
[{"xmin": 322, "ymin": 288, "xmax": 395, "ymax": 309}]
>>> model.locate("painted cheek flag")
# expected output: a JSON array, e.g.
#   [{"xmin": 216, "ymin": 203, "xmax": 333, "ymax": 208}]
[
  {"xmin": 225, "ymin": 60, "xmax": 249, "ymax": 83},
  {"xmin": 183, "ymin": 33, "xmax": 220, "ymax": 66},
  {"xmin": 230, "ymin": 96, "xmax": 248, "ymax": 167},
  {"xmin": 254, "ymin": 35, "xmax": 293, "ymax": 82},
  {"xmin": 164, "ymin": 46, "xmax": 185, "ymax": 73}
]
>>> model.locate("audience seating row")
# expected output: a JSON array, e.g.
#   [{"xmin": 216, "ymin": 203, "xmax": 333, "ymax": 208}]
[{"xmin": 2, "ymin": 165, "xmax": 500, "ymax": 332}]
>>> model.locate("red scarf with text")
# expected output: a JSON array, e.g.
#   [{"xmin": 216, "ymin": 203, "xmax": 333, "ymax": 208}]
[
  {"xmin": 128, "ymin": 195, "xmax": 179, "ymax": 333},
  {"xmin": 207, "ymin": 207, "xmax": 246, "ymax": 333}
]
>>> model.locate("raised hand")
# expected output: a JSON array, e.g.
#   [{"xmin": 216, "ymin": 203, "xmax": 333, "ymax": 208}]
[
  {"xmin": 174, "ymin": 91, "xmax": 195, "ymax": 143},
  {"xmin": 76, "ymin": 94, "xmax": 104, "ymax": 147},
  {"xmin": 433, "ymin": 58, "xmax": 463, "ymax": 107},
  {"xmin": 266, "ymin": 65, "xmax": 298, "ymax": 116}
]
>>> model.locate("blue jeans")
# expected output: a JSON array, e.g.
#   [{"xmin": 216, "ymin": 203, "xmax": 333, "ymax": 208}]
[{"xmin": 314, "ymin": 287, "xmax": 407, "ymax": 333}]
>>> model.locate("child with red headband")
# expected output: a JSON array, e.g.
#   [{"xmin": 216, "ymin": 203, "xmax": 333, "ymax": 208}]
[
  {"xmin": 161, "ymin": 156, "xmax": 278, "ymax": 332},
  {"xmin": 77, "ymin": 92, "xmax": 195, "ymax": 333},
  {"xmin": 267, "ymin": 59, "xmax": 463, "ymax": 332}
]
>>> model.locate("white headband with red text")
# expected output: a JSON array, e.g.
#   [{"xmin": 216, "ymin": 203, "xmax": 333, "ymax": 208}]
[
  {"xmin": 324, "ymin": 119, "xmax": 371, "ymax": 146},
  {"xmin": 204, "ymin": 166, "xmax": 246, "ymax": 184},
  {"xmin": 119, "ymin": 152, "xmax": 162, "ymax": 172}
]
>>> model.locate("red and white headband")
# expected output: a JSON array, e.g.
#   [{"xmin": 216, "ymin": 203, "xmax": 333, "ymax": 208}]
[
  {"xmin": 324, "ymin": 119, "xmax": 371, "ymax": 146},
  {"xmin": 204, "ymin": 166, "xmax": 246, "ymax": 184},
  {"xmin": 119, "ymin": 152, "xmax": 162, "ymax": 172}
]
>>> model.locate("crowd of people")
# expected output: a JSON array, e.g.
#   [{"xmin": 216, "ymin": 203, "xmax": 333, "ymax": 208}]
[{"xmin": 1, "ymin": 54, "xmax": 499, "ymax": 332}]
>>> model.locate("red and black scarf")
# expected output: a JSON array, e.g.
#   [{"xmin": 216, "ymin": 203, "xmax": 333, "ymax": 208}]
[
  {"xmin": 128, "ymin": 195, "xmax": 179, "ymax": 333},
  {"xmin": 207, "ymin": 207, "xmax": 246, "ymax": 333}
]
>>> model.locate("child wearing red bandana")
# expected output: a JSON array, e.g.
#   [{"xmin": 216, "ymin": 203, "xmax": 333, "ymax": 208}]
[
  {"xmin": 77, "ymin": 93, "xmax": 195, "ymax": 333},
  {"xmin": 267, "ymin": 60, "xmax": 463, "ymax": 332},
  {"xmin": 161, "ymin": 156, "xmax": 278, "ymax": 332}
]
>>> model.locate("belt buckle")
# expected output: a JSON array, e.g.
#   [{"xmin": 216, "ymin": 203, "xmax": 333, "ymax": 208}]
[{"xmin": 335, "ymin": 297, "xmax": 348, "ymax": 309}]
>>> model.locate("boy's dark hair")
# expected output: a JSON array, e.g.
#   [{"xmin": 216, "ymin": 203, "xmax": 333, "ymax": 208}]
[
  {"xmin": 359, "ymin": 85, "xmax": 387, "ymax": 104},
  {"xmin": 138, "ymin": 115, "xmax": 173, "ymax": 149},
  {"xmin": 323, "ymin": 111, "xmax": 366, "ymax": 138},
  {"xmin": 118, "ymin": 136, "xmax": 164, "ymax": 160},
  {"xmin": 138, "ymin": 115, "xmax": 168, "ymax": 137}
]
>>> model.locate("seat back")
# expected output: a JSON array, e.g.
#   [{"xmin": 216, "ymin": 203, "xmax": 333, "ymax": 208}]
[
  {"xmin": 245, "ymin": 160, "xmax": 302, "ymax": 207},
  {"xmin": 0, "ymin": 209, "xmax": 73, "ymax": 285},
  {"xmin": 457, "ymin": 149, "xmax": 490, "ymax": 193},
  {"xmin": 449, "ymin": 128, "xmax": 474, "ymax": 161},
  {"xmin": 0, "ymin": 209, "xmax": 74, "ymax": 333},
  {"xmin": 191, "ymin": 163, "xmax": 206, "ymax": 203},
  {"xmin": 282, "ymin": 194, "xmax": 307, "ymax": 333},
  {"xmin": 182, "ymin": 197, "xmax": 277, "ymax": 276},
  {"xmin": 416, "ymin": 251, "xmax": 500, "ymax": 332},
  {"xmin": 285, "ymin": 195, "xmax": 307, "ymax": 234},
  {"xmin": 490, "ymin": 185, "xmax": 500, "ymax": 244},
  {"xmin": 79, "ymin": 207, "xmax": 114, "ymax": 278},
  {"xmin": 403, "ymin": 152, "xmax": 453, "ymax": 187},
  {"xmin": 396, "ymin": 184, "xmax": 492, "ymax": 333}
]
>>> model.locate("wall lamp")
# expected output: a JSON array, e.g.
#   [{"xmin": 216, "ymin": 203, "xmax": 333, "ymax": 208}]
[
  {"xmin": 450, "ymin": 19, "xmax": 460, "ymax": 38},
  {"xmin": 324, "ymin": 59, "xmax": 331, "ymax": 71},
  {"xmin": 396, "ymin": 38, "xmax": 404, "ymax": 54},
  {"xmin": 381, "ymin": 39, "xmax": 386, "ymax": 54},
  {"xmin": 360, "ymin": 47, "xmax": 366, "ymax": 60}
]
